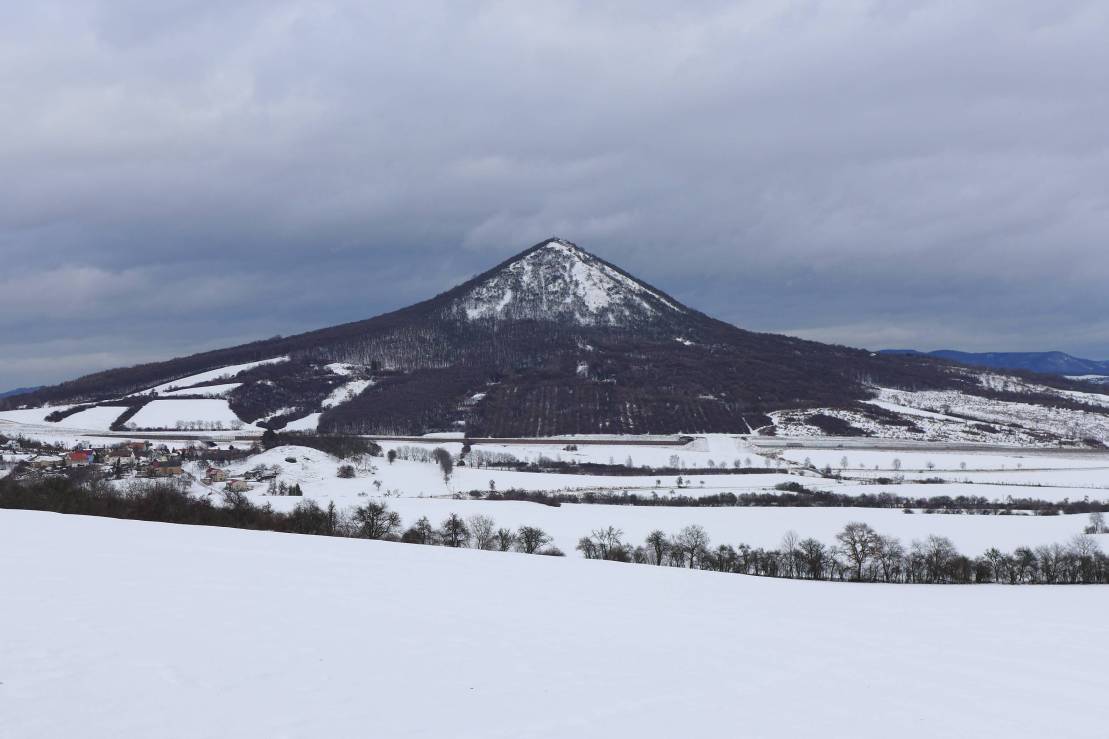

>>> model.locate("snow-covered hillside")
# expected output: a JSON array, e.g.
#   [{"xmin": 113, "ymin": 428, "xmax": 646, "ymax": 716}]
[
  {"xmin": 1, "ymin": 511, "xmax": 1105, "ymax": 739},
  {"xmin": 451, "ymin": 238, "xmax": 684, "ymax": 325}
]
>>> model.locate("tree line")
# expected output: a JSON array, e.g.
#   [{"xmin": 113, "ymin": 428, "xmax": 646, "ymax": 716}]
[
  {"xmin": 0, "ymin": 477, "xmax": 563, "ymax": 557},
  {"xmin": 480, "ymin": 483, "xmax": 1109, "ymax": 515},
  {"xmin": 3, "ymin": 476, "xmax": 1105, "ymax": 583},
  {"xmin": 576, "ymin": 519, "xmax": 1109, "ymax": 584}
]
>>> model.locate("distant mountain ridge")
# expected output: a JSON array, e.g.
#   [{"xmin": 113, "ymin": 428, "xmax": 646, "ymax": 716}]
[
  {"xmin": 0, "ymin": 386, "xmax": 42, "ymax": 399},
  {"xmin": 881, "ymin": 349, "xmax": 1109, "ymax": 377}
]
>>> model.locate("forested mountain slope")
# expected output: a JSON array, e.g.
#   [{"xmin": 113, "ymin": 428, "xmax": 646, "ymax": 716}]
[{"xmin": 4, "ymin": 239, "xmax": 1098, "ymax": 438}]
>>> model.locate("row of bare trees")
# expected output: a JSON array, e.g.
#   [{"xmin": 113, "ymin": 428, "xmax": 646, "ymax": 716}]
[
  {"xmin": 341, "ymin": 502, "xmax": 561, "ymax": 555},
  {"xmin": 576, "ymin": 519, "xmax": 1109, "ymax": 584}
]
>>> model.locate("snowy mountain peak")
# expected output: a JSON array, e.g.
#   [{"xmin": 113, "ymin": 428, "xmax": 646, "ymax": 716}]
[{"xmin": 451, "ymin": 238, "xmax": 686, "ymax": 326}]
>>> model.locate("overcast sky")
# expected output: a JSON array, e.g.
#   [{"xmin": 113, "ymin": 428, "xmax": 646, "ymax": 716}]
[{"xmin": 3, "ymin": 1, "xmax": 1109, "ymax": 390}]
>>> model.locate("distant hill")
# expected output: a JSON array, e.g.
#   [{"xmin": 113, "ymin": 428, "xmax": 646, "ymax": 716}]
[
  {"xmin": 0, "ymin": 386, "xmax": 42, "ymax": 399},
  {"xmin": 881, "ymin": 349, "xmax": 1109, "ymax": 377}
]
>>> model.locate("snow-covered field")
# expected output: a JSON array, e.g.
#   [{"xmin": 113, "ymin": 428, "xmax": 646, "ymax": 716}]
[
  {"xmin": 52, "ymin": 405, "xmax": 129, "ymax": 431},
  {"xmin": 159, "ymin": 382, "xmax": 241, "ymax": 398},
  {"xmin": 127, "ymin": 399, "xmax": 242, "ymax": 430},
  {"xmin": 781, "ymin": 447, "xmax": 1108, "ymax": 473},
  {"xmin": 1, "ymin": 510, "xmax": 1105, "ymax": 739},
  {"xmin": 210, "ymin": 446, "xmax": 1106, "ymax": 557},
  {"xmin": 224, "ymin": 446, "xmax": 797, "ymax": 497},
  {"xmin": 378, "ymin": 433, "xmax": 761, "ymax": 469}
]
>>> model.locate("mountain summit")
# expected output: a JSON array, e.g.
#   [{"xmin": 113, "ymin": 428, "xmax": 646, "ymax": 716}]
[
  {"xmin": 449, "ymin": 238, "xmax": 685, "ymax": 326},
  {"xmin": 3, "ymin": 238, "xmax": 1013, "ymax": 437}
]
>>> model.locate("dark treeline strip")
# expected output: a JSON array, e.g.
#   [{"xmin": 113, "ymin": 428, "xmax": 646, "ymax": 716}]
[
  {"xmin": 0, "ymin": 433, "xmax": 63, "ymax": 452},
  {"xmin": 260, "ymin": 431, "xmax": 382, "ymax": 460},
  {"xmin": 0, "ymin": 477, "xmax": 564, "ymax": 556},
  {"xmin": 478, "ymin": 483, "xmax": 1109, "ymax": 514},
  {"xmin": 472, "ymin": 461, "xmax": 775, "ymax": 477}
]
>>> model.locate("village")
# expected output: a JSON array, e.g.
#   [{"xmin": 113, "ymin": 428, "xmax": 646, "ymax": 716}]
[{"xmin": 0, "ymin": 435, "xmax": 286, "ymax": 494}]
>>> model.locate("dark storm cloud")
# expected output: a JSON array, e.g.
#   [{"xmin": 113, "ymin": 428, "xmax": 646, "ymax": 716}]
[{"xmin": 3, "ymin": 1, "xmax": 1109, "ymax": 388}]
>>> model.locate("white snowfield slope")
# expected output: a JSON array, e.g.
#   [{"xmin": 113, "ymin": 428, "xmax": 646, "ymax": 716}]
[
  {"xmin": 321, "ymin": 378, "xmax": 373, "ymax": 408},
  {"xmin": 135, "ymin": 357, "xmax": 288, "ymax": 395},
  {"xmin": 1, "ymin": 511, "xmax": 1105, "ymax": 739},
  {"xmin": 51, "ymin": 405, "xmax": 129, "ymax": 431},
  {"xmin": 127, "ymin": 399, "xmax": 242, "ymax": 429},
  {"xmin": 158, "ymin": 382, "xmax": 241, "ymax": 398}
]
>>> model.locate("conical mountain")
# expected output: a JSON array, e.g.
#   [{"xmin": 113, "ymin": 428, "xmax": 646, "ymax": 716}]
[{"xmin": 5, "ymin": 238, "xmax": 969, "ymax": 436}]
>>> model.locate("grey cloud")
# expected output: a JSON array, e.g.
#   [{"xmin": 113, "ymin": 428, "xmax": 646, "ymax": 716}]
[{"xmin": 3, "ymin": 1, "xmax": 1109, "ymax": 389}]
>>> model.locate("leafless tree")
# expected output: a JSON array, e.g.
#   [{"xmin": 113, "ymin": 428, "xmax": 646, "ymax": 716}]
[
  {"xmin": 351, "ymin": 501, "xmax": 400, "ymax": 539},
  {"xmin": 516, "ymin": 526, "xmax": 552, "ymax": 554},
  {"xmin": 645, "ymin": 529, "xmax": 669, "ymax": 566},
  {"xmin": 836, "ymin": 522, "xmax": 881, "ymax": 581},
  {"xmin": 439, "ymin": 513, "xmax": 470, "ymax": 547},
  {"xmin": 780, "ymin": 530, "xmax": 800, "ymax": 578},
  {"xmin": 468, "ymin": 514, "xmax": 497, "ymax": 550},
  {"xmin": 798, "ymin": 537, "xmax": 827, "ymax": 579},
  {"xmin": 674, "ymin": 524, "xmax": 710, "ymax": 568},
  {"xmin": 494, "ymin": 527, "xmax": 516, "ymax": 551},
  {"xmin": 875, "ymin": 535, "xmax": 905, "ymax": 582}
]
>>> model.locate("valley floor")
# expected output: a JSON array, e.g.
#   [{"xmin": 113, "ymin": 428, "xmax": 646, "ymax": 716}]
[{"xmin": 1, "ymin": 510, "xmax": 1106, "ymax": 739}]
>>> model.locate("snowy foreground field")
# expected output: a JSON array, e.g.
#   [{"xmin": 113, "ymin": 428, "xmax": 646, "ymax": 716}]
[{"xmin": 1, "ymin": 510, "xmax": 1105, "ymax": 739}]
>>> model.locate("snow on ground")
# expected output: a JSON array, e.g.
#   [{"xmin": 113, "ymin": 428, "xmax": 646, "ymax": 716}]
[
  {"xmin": 781, "ymin": 447, "xmax": 1109, "ymax": 473},
  {"xmin": 863, "ymin": 398, "xmax": 969, "ymax": 422},
  {"xmin": 876, "ymin": 386, "xmax": 1109, "ymax": 444},
  {"xmin": 217, "ymin": 448, "xmax": 1103, "ymax": 556},
  {"xmin": 226, "ymin": 446, "xmax": 796, "ymax": 498},
  {"xmin": 2, "ymin": 510, "xmax": 1106, "ymax": 739},
  {"xmin": 377, "ymin": 434, "xmax": 763, "ymax": 469},
  {"xmin": 1067, "ymin": 374, "xmax": 1109, "ymax": 383},
  {"xmin": 52, "ymin": 405, "xmax": 130, "ymax": 431},
  {"xmin": 0, "ymin": 407, "xmax": 67, "ymax": 426},
  {"xmin": 776, "ymin": 383, "xmax": 1109, "ymax": 445},
  {"xmin": 898, "ymin": 468, "xmax": 1109, "ymax": 489},
  {"xmin": 128, "ymin": 399, "xmax": 243, "ymax": 430},
  {"xmin": 133, "ymin": 357, "xmax": 288, "ymax": 395},
  {"xmin": 321, "ymin": 379, "xmax": 373, "ymax": 408},
  {"xmin": 978, "ymin": 372, "xmax": 1109, "ymax": 409},
  {"xmin": 158, "ymin": 382, "xmax": 241, "ymax": 398},
  {"xmin": 283, "ymin": 413, "xmax": 321, "ymax": 431},
  {"xmin": 456, "ymin": 239, "xmax": 683, "ymax": 325},
  {"xmin": 772, "ymin": 401, "xmax": 1038, "ymax": 445},
  {"xmin": 813, "ymin": 481, "xmax": 1107, "ymax": 504},
  {"xmin": 324, "ymin": 362, "xmax": 357, "ymax": 376}
]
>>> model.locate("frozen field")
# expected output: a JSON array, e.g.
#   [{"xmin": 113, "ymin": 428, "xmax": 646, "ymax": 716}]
[{"xmin": 1, "ymin": 510, "xmax": 1105, "ymax": 739}]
